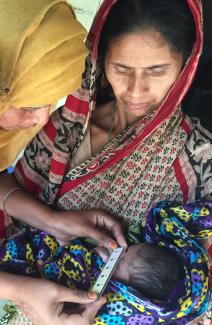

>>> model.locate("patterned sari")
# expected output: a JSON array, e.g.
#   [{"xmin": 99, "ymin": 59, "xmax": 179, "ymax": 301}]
[{"xmin": 12, "ymin": 0, "xmax": 211, "ymax": 227}]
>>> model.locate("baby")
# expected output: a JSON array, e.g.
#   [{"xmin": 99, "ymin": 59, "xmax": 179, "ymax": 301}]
[
  {"xmin": 0, "ymin": 229, "xmax": 183, "ymax": 302},
  {"xmin": 97, "ymin": 243, "xmax": 184, "ymax": 301}
]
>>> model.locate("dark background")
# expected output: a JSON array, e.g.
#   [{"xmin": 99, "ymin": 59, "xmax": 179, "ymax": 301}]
[
  {"xmin": 183, "ymin": 0, "xmax": 212, "ymax": 131},
  {"xmin": 203, "ymin": 0, "xmax": 212, "ymax": 44}
]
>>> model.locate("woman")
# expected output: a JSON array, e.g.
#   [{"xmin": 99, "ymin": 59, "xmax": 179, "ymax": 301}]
[
  {"xmin": 0, "ymin": 0, "xmax": 211, "ymax": 324},
  {"xmin": 0, "ymin": 0, "xmax": 87, "ymax": 171}
]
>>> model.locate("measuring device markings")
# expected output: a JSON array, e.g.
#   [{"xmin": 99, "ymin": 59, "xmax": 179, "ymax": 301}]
[{"xmin": 92, "ymin": 246, "xmax": 126, "ymax": 296}]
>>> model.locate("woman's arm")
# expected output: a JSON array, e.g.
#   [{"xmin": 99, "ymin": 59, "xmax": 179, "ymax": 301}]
[
  {"xmin": 0, "ymin": 173, "xmax": 127, "ymax": 248},
  {"xmin": 0, "ymin": 173, "xmax": 55, "ymax": 232},
  {"xmin": 0, "ymin": 271, "xmax": 106, "ymax": 325}
]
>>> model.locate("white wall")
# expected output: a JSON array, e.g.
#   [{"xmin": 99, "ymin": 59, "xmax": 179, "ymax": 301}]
[{"xmin": 68, "ymin": 0, "xmax": 103, "ymax": 30}]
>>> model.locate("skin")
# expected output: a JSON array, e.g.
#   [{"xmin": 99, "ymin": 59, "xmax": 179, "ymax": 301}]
[
  {"xmin": 113, "ymin": 244, "xmax": 142, "ymax": 282},
  {"xmin": 91, "ymin": 29, "xmax": 184, "ymax": 154},
  {"xmin": 0, "ymin": 104, "xmax": 51, "ymax": 130},
  {"xmin": 0, "ymin": 173, "xmax": 127, "ymax": 324},
  {"xmin": 96, "ymin": 244, "xmax": 142, "ymax": 283},
  {"xmin": 0, "ymin": 174, "xmax": 127, "ymax": 248},
  {"xmin": 0, "ymin": 272, "xmax": 106, "ymax": 325},
  {"xmin": 0, "ymin": 29, "xmax": 184, "ymax": 325}
]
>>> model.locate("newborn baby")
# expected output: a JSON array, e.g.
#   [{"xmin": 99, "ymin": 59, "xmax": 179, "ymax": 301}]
[{"xmin": 0, "ymin": 230, "xmax": 184, "ymax": 301}]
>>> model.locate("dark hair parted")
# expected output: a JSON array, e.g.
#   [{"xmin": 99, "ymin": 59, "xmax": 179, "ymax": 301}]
[
  {"xmin": 129, "ymin": 243, "xmax": 184, "ymax": 301},
  {"xmin": 96, "ymin": 0, "xmax": 196, "ymax": 104},
  {"xmin": 99, "ymin": 0, "xmax": 195, "ymax": 60}
]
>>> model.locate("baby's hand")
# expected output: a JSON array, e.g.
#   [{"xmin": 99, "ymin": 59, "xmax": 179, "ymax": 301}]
[{"xmin": 94, "ymin": 247, "xmax": 110, "ymax": 263}]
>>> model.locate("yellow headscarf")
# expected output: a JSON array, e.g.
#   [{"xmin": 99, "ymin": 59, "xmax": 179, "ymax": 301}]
[{"xmin": 0, "ymin": 0, "xmax": 87, "ymax": 171}]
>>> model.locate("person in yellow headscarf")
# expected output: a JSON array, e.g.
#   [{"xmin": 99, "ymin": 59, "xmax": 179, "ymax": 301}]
[{"xmin": 0, "ymin": 0, "xmax": 88, "ymax": 171}]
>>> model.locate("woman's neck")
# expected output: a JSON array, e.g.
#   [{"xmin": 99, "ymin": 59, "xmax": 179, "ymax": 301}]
[
  {"xmin": 110, "ymin": 101, "xmax": 127, "ymax": 138},
  {"xmin": 90, "ymin": 101, "xmax": 125, "ymax": 155},
  {"xmin": 92, "ymin": 100, "xmax": 139, "ymax": 136},
  {"xmin": 113, "ymin": 100, "xmax": 141, "ymax": 133}
]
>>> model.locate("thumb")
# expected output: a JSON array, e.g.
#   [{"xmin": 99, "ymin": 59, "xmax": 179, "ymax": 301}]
[
  {"xmin": 83, "ymin": 297, "xmax": 106, "ymax": 323},
  {"xmin": 57, "ymin": 286, "xmax": 98, "ymax": 304}
]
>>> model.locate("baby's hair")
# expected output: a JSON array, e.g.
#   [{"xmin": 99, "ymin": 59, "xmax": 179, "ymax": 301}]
[{"xmin": 129, "ymin": 243, "xmax": 184, "ymax": 301}]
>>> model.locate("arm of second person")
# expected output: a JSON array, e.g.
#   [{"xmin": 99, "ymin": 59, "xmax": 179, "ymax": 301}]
[
  {"xmin": 0, "ymin": 173, "xmax": 54, "ymax": 232},
  {"xmin": 0, "ymin": 271, "xmax": 106, "ymax": 325},
  {"xmin": 0, "ymin": 174, "xmax": 127, "ymax": 248}
]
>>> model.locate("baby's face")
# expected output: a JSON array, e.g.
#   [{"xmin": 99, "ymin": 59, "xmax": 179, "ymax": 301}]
[{"xmin": 113, "ymin": 244, "xmax": 142, "ymax": 282}]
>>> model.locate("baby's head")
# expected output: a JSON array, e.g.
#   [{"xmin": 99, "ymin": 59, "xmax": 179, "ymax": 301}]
[{"xmin": 113, "ymin": 243, "xmax": 184, "ymax": 301}]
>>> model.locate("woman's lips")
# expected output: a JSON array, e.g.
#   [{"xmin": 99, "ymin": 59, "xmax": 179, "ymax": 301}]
[{"xmin": 125, "ymin": 101, "xmax": 150, "ymax": 109}]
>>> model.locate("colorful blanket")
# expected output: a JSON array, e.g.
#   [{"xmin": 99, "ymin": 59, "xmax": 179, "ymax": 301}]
[{"xmin": 0, "ymin": 201, "xmax": 211, "ymax": 324}]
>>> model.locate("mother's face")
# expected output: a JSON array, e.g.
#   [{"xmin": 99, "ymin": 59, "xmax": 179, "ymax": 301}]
[{"xmin": 104, "ymin": 30, "xmax": 184, "ymax": 123}]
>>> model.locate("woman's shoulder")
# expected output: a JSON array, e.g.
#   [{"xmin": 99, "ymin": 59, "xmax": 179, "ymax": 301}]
[{"xmin": 45, "ymin": 101, "xmax": 87, "ymax": 139}]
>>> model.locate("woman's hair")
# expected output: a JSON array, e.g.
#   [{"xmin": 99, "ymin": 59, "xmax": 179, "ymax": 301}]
[
  {"xmin": 99, "ymin": 0, "xmax": 195, "ymax": 60},
  {"xmin": 129, "ymin": 243, "xmax": 184, "ymax": 301},
  {"xmin": 96, "ymin": 0, "xmax": 196, "ymax": 104}
]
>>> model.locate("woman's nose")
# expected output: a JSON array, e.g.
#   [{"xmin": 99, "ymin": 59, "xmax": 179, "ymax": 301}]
[
  {"xmin": 33, "ymin": 105, "xmax": 51, "ymax": 126},
  {"xmin": 128, "ymin": 73, "xmax": 149, "ymax": 96}
]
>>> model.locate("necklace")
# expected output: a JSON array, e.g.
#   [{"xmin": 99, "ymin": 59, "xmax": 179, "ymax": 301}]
[{"xmin": 108, "ymin": 101, "xmax": 116, "ymax": 142}]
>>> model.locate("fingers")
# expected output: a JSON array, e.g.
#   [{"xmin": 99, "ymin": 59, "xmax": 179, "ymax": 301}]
[
  {"xmin": 94, "ymin": 211, "xmax": 127, "ymax": 248},
  {"xmin": 54, "ymin": 209, "xmax": 127, "ymax": 249},
  {"xmin": 82, "ymin": 297, "xmax": 106, "ymax": 324},
  {"xmin": 85, "ymin": 224, "xmax": 118, "ymax": 249},
  {"xmin": 57, "ymin": 286, "xmax": 98, "ymax": 304},
  {"xmin": 110, "ymin": 222, "xmax": 127, "ymax": 247}
]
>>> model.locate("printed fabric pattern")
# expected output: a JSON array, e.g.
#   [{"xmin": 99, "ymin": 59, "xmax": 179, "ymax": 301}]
[
  {"xmin": 12, "ymin": 0, "xmax": 210, "ymax": 228},
  {"xmin": 0, "ymin": 201, "xmax": 211, "ymax": 324}
]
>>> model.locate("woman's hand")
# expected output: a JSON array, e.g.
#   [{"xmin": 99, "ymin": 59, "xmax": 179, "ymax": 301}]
[
  {"xmin": 22, "ymin": 279, "xmax": 106, "ymax": 325},
  {"xmin": 0, "ymin": 104, "xmax": 50, "ymax": 130},
  {"xmin": 0, "ymin": 175, "xmax": 127, "ymax": 249},
  {"xmin": 50, "ymin": 209, "xmax": 127, "ymax": 248},
  {"xmin": 0, "ymin": 272, "xmax": 106, "ymax": 325}
]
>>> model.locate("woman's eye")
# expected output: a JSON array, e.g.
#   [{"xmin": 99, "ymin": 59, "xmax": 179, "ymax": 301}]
[
  {"xmin": 147, "ymin": 68, "xmax": 167, "ymax": 77},
  {"xmin": 115, "ymin": 66, "xmax": 130, "ymax": 74}
]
